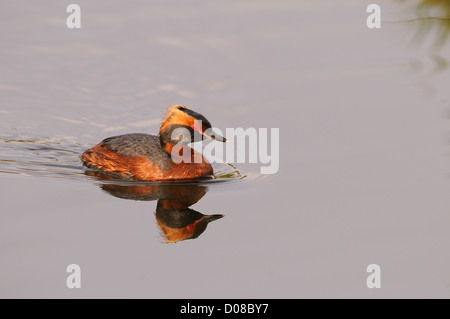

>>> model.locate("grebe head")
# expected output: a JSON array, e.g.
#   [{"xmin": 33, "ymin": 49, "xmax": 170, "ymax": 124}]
[
  {"xmin": 159, "ymin": 104, "xmax": 227, "ymax": 146},
  {"xmin": 156, "ymin": 204, "xmax": 224, "ymax": 243}
]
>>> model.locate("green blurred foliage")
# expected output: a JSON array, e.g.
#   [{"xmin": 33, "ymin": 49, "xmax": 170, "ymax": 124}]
[{"xmin": 398, "ymin": 0, "xmax": 450, "ymax": 48}]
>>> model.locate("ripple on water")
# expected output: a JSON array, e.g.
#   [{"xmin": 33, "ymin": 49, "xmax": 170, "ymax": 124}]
[
  {"xmin": 0, "ymin": 136, "xmax": 269, "ymax": 186},
  {"xmin": 0, "ymin": 136, "xmax": 87, "ymax": 180}
]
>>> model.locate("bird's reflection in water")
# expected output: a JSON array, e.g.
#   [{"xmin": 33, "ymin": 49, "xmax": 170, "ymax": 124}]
[{"xmin": 85, "ymin": 171, "xmax": 224, "ymax": 243}]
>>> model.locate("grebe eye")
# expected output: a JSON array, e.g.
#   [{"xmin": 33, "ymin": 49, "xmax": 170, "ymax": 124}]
[{"xmin": 192, "ymin": 122, "xmax": 200, "ymax": 131}]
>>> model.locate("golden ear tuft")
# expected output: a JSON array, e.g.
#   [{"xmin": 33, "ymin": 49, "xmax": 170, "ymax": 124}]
[
  {"xmin": 160, "ymin": 104, "xmax": 194, "ymax": 132},
  {"xmin": 167, "ymin": 104, "xmax": 190, "ymax": 112},
  {"xmin": 163, "ymin": 104, "xmax": 189, "ymax": 120},
  {"xmin": 169, "ymin": 104, "xmax": 189, "ymax": 110}
]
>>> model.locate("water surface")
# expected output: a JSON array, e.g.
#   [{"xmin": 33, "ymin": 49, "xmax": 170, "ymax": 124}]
[{"xmin": 1, "ymin": 0, "xmax": 450, "ymax": 298}]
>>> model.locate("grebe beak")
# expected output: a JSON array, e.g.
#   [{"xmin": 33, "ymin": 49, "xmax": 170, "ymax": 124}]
[
  {"xmin": 201, "ymin": 214, "xmax": 224, "ymax": 223},
  {"xmin": 204, "ymin": 130, "xmax": 227, "ymax": 142}
]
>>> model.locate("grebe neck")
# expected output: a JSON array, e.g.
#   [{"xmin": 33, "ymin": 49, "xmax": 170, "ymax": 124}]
[{"xmin": 159, "ymin": 123, "xmax": 194, "ymax": 155}]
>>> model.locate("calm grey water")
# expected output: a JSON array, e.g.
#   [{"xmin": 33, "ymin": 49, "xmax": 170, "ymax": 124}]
[{"xmin": 1, "ymin": 0, "xmax": 450, "ymax": 298}]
